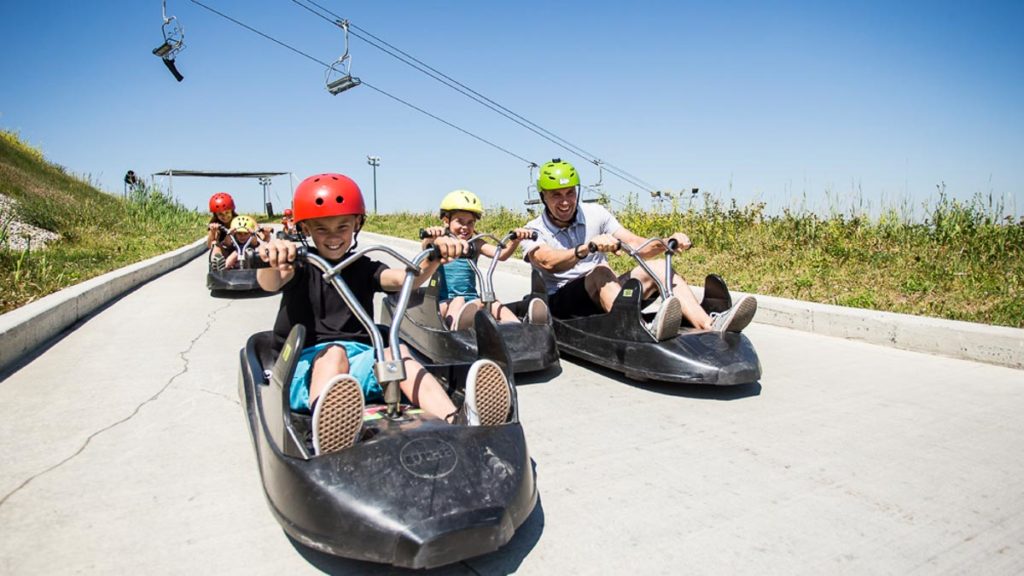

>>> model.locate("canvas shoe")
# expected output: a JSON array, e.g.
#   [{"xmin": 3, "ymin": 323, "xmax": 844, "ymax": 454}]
[
  {"xmin": 457, "ymin": 359, "xmax": 512, "ymax": 426},
  {"xmin": 710, "ymin": 295, "xmax": 758, "ymax": 333},
  {"xmin": 312, "ymin": 374, "xmax": 365, "ymax": 455},
  {"xmin": 453, "ymin": 302, "xmax": 480, "ymax": 331},
  {"xmin": 526, "ymin": 298, "xmax": 550, "ymax": 325},
  {"xmin": 648, "ymin": 296, "xmax": 682, "ymax": 341},
  {"xmin": 210, "ymin": 253, "xmax": 226, "ymax": 271}
]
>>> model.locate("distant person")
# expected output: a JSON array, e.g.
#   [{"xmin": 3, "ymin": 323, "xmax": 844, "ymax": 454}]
[
  {"xmin": 207, "ymin": 192, "xmax": 238, "ymax": 270},
  {"xmin": 123, "ymin": 170, "xmax": 143, "ymax": 194},
  {"xmin": 421, "ymin": 190, "xmax": 547, "ymax": 330},
  {"xmin": 222, "ymin": 215, "xmax": 262, "ymax": 270},
  {"xmin": 281, "ymin": 208, "xmax": 296, "ymax": 236},
  {"xmin": 257, "ymin": 173, "xmax": 513, "ymax": 454},
  {"xmin": 520, "ymin": 159, "xmax": 757, "ymax": 339}
]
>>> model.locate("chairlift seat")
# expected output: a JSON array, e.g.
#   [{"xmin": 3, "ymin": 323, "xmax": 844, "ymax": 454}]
[
  {"xmin": 152, "ymin": 41, "xmax": 176, "ymax": 58},
  {"xmin": 326, "ymin": 75, "xmax": 361, "ymax": 95}
]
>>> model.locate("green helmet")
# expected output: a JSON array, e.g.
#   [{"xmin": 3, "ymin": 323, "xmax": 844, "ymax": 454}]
[
  {"xmin": 537, "ymin": 158, "xmax": 580, "ymax": 192},
  {"xmin": 439, "ymin": 189, "xmax": 484, "ymax": 218}
]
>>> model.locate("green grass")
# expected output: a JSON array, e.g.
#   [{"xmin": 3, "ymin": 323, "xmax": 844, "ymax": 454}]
[
  {"xmin": 365, "ymin": 196, "xmax": 1024, "ymax": 328},
  {"xmin": 1, "ymin": 130, "xmax": 207, "ymax": 313}
]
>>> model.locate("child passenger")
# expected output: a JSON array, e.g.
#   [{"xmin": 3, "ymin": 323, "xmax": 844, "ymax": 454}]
[
  {"xmin": 257, "ymin": 174, "xmax": 513, "ymax": 454},
  {"xmin": 421, "ymin": 190, "xmax": 549, "ymax": 330},
  {"xmin": 221, "ymin": 215, "xmax": 261, "ymax": 270}
]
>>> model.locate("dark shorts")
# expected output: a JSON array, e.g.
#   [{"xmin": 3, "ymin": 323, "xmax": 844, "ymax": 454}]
[{"xmin": 548, "ymin": 275, "xmax": 606, "ymax": 319}]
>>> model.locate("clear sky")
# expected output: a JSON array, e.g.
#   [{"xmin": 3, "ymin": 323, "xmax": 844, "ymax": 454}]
[{"xmin": 2, "ymin": 1, "xmax": 1022, "ymax": 219}]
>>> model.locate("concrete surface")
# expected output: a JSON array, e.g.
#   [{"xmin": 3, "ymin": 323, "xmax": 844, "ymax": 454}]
[
  {"xmin": 0, "ymin": 238, "xmax": 207, "ymax": 374},
  {"xmin": 1, "ymin": 235, "xmax": 1022, "ymax": 575}
]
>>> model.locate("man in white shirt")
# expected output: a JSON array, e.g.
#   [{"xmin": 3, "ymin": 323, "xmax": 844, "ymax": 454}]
[{"xmin": 520, "ymin": 159, "xmax": 756, "ymax": 340}]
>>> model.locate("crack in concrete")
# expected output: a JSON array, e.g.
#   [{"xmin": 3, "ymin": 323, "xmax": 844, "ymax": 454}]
[
  {"xmin": 0, "ymin": 301, "xmax": 234, "ymax": 509},
  {"xmin": 198, "ymin": 387, "xmax": 241, "ymax": 406}
]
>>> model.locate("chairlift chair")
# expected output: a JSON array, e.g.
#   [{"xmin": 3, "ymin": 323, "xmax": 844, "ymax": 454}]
[
  {"xmin": 153, "ymin": 1, "xmax": 185, "ymax": 82},
  {"xmin": 325, "ymin": 19, "xmax": 360, "ymax": 95}
]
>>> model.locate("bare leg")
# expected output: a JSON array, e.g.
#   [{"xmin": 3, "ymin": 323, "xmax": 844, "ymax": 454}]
[
  {"xmin": 385, "ymin": 346, "xmax": 457, "ymax": 419},
  {"xmin": 224, "ymin": 251, "xmax": 240, "ymax": 270},
  {"xmin": 490, "ymin": 301, "xmax": 520, "ymax": 323},
  {"xmin": 584, "ymin": 265, "xmax": 621, "ymax": 312},
  {"xmin": 629, "ymin": 262, "xmax": 712, "ymax": 329},
  {"xmin": 309, "ymin": 346, "xmax": 351, "ymax": 406}
]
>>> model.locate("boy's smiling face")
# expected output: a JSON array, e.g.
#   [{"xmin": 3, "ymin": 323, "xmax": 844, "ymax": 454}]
[
  {"xmin": 303, "ymin": 214, "xmax": 361, "ymax": 259},
  {"xmin": 445, "ymin": 210, "xmax": 478, "ymax": 240}
]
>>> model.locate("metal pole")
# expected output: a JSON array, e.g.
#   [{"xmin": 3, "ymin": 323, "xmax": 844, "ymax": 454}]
[{"xmin": 367, "ymin": 155, "xmax": 381, "ymax": 213}]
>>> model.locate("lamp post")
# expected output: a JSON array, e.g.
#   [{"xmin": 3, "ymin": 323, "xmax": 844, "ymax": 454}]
[
  {"xmin": 366, "ymin": 155, "xmax": 381, "ymax": 213},
  {"xmin": 259, "ymin": 176, "xmax": 273, "ymax": 217}
]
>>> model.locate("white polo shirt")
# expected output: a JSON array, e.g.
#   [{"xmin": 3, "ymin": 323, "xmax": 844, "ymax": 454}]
[{"xmin": 521, "ymin": 202, "xmax": 622, "ymax": 294}]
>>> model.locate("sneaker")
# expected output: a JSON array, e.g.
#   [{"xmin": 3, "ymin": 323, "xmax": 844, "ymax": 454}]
[
  {"xmin": 312, "ymin": 374, "xmax": 365, "ymax": 455},
  {"xmin": 210, "ymin": 253, "xmax": 226, "ymax": 271},
  {"xmin": 710, "ymin": 295, "xmax": 758, "ymax": 333},
  {"xmin": 454, "ymin": 302, "xmax": 479, "ymax": 331},
  {"xmin": 526, "ymin": 298, "xmax": 549, "ymax": 325},
  {"xmin": 648, "ymin": 296, "xmax": 682, "ymax": 341},
  {"xmin": 458, "ymin": 359, "xmax": 512, "ymax": 426}
]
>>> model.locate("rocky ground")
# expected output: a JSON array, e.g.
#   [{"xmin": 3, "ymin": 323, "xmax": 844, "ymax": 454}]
[{"xmin": 0, "ymin": 193, "xmax": 60, "ymax": 252}]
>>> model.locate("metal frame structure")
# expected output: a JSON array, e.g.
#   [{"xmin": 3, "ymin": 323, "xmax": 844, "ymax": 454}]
[{"xmin": 150, "ymin": 170, "xmax": 294, "ymax": 216}]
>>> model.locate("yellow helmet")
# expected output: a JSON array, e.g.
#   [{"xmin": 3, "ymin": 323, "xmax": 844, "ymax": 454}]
[
  {"xmin": 439, "ymin": 190, "xmax": 484, "ymax": 218},
  {"xmin": 230, "ymin": 215, "xmax": 257, "ymax": 233}
]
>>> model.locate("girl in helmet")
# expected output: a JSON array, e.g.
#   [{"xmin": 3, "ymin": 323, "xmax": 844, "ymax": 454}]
[
  {"xmin": 280, "ymin": 208, "xmax": 296, "ymax": 236},
  {"xmin": 221, "ymin": 215, "xmax": 262, "ymax": 270},
  {"xmin": 207, "ymin": 192, "xmax": 239, "ymax": 270},
  {"xmin": 257, "ymin": 174, "xmax": 514, "ymax": 455},
  {"xmin": 422, "ymin": 190, "xmax": 547, "ymax": 330}
]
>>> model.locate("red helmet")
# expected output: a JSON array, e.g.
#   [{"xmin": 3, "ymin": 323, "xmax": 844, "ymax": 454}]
[
  {"xmin": 209, "ymin": 192, "xmax": 235, "ymax": 213},
  {"xmin": 283, "ymin": 208, "xmax": 293, "ymax": 217},
  {"xmin": 293, "ymin": 174, "xmax": 366, "ymax": 224}
]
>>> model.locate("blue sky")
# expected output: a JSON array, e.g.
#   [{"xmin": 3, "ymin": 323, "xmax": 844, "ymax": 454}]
[{"xmin": 2, "ymin": 1, "xmax": 1022, "ymax": 219}]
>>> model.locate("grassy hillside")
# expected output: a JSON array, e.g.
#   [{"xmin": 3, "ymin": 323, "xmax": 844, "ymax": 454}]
[
  {"xmin": 0, "ymin": 131, "xmax": 205, "ymax": 313},
  {"xmin": 365, "ymin": 196, "xmax": 1024, "ymax": 328}
]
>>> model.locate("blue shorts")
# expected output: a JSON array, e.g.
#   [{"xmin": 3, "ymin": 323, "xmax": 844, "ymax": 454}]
[{"xmin": 289, "ymin": 341, "xmax": 383, "ymax": 412}]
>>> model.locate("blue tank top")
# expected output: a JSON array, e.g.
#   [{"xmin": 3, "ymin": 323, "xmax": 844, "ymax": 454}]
[{"xmin": 436, "ymin": 259, "xmax": 479, "ymax": 303}]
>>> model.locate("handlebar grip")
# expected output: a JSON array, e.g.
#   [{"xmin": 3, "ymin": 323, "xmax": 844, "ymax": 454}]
[
  {"xmin": 419, "ymin": 228, "xmax": 431, "ymax": 240},
  {"xmin": 588, "ymin": 240, "xmax": 622, "ymax": 253},
  {"xmin": 427, "ymin": 241, "xmax": 477, "ymax": 262},
  {"xmin": 505, "ymin": 230, "xmax": 540, "ymax": 241},
  {"xmin": 666, "ymin": 238, "xmax": 679, "ymax": 252},
  {"xmin": 245, "ymin": 245, "xmax": 308, "ymax": 269}
]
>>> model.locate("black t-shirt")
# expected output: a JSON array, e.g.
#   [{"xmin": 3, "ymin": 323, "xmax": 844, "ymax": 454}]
[{"xmin": 272, "ymin": 252, "xmax": 388, "ymax": 350}]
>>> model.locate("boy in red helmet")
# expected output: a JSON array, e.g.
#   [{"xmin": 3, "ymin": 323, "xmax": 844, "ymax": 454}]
[{"xmin": 257, "ymin": 173, "xmax": 513, "ymax": 454}]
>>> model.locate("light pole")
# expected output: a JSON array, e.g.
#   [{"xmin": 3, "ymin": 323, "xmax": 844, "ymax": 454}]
[
  {"xmin": 366, "ymin": 155, "xmax": 381, "ymax": 213},
  {"xmin": 258, "ymin": 176, "xmax": 273, "ymax": 217}
]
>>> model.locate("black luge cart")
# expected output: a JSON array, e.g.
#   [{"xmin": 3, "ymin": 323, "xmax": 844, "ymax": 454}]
[
  {"xmin": 381, "ymin": 231, "xmax": 558, "ymax": 375},
  {"xmin": 540, "ymin": 238, "xmax": 761, "ymax": 385},
  {"xmin": 238, "ymin": 243, "xmax": 537, "ymax": 569}
]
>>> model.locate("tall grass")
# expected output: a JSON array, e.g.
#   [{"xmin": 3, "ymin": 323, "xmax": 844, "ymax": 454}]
[
  {"xmin": 1, "ymin": 130, "xmax": 205, "ymax": 313},
  {"xmin": 366, "ymin": 192, "xmax": 1024, "ymax": 328}
]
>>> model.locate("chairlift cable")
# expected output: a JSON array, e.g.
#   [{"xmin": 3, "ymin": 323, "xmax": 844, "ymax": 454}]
[
  {"xmin": 187, "ymin": 0, "xmax": 535, "ymax": 166},
  {"xmin": 288, "ymin": 0, "xmax": 660, "ymax": 193}
]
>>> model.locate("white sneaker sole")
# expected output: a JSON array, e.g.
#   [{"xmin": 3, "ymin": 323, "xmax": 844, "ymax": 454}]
[
  {"xmin": 312, "ymin": 374, "xmax": 365, "ymax": 455},
  {"xmin": 464, "ymin": 359, "xmax": 511, "ymax": 426}
]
